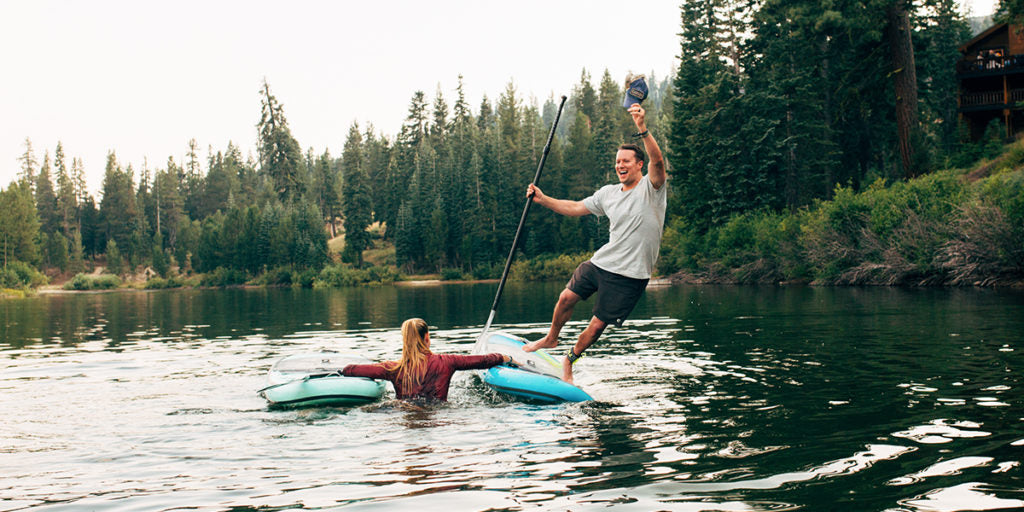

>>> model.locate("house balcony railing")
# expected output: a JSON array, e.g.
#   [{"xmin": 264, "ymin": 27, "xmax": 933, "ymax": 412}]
[
  {"xmin": 959, "ymin": 88, "xmax": 1024, "ymax": 108},
  {"xmin": 957, "ymin": 54, "xmax": 1024, "ymax": 74}
]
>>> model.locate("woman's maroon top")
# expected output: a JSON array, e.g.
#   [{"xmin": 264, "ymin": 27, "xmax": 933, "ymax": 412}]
[{"xmin": 342, "ymin": 353, "xmax": 504, "ymax": 401}]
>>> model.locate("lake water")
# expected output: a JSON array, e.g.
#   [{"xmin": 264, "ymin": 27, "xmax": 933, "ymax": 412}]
[{"xmin": 2, "ymin": 283, "xmax": 1023, "ymax": 511}]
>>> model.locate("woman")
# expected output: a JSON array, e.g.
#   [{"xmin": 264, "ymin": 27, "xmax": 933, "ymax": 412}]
[{"xmin": 341, "ymin": 318, "xmax": 510, "ymax": 401}]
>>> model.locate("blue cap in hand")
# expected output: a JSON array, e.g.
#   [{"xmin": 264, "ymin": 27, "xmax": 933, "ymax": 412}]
[{"xmin": 623, "ymin": 75, "xmax": 648, "ymax": 108}]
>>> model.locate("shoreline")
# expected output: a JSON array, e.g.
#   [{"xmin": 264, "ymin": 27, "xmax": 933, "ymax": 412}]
[{"xmin": 11, "ymin": 273, "xmax": 1020, "ymax": 298}]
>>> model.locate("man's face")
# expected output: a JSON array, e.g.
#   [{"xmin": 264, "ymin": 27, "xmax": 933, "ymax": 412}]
[{"xmin": 615, "ymin": 149, "xmax": 644, "ymax": 186}]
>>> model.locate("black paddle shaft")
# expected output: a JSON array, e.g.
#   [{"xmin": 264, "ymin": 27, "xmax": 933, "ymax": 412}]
[{"xmin": 488, "ymin": 95, "xmax": 568, "ymax": 315}]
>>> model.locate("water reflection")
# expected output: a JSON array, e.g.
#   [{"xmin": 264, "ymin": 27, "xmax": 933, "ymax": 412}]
[{"xmin": 1, "ymin": 284, "xmax": 1023, "ymax": 510}]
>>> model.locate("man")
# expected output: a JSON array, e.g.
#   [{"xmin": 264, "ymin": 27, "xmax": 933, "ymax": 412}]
[{"xmin": 522, "ymin": 103, "xmax": 667, "ymax": 383}]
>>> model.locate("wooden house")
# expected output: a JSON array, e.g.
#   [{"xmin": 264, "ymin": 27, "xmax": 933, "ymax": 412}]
[{"xmin": 958, "ymin": 22, "xmax": 1024, "ymax": 139}]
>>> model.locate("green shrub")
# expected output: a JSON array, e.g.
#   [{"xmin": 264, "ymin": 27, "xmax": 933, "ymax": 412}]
[
  {"xmin": 977, "ymin": 169, "xmax": 1024, "ymax": 229},
  {"xmin": 144, "ymin": 276, "xmax": 189, "ymax": 289},
  {"xmin": 314, "ymin": 264, "xmax": 399, "ymax": 287},
  {"xmin": 315, "ymin": 264, "xmax": 368, "ymax": 287},
  {"xmin": 201, "ymin": 267, "xmax": 248, "ymax": 287},
  {"xmin": 0, "ymin": 261, "xmax": 48, "ymax": 289},
  {"xmin": 253, "ymin": 266, "xmax": 294, "ymax": 286},
  {"xmin": 366, "ymin": 265, "xmax": 400, "ymax": 284},
  {"xmin": 655, "ymin": 142, "xmax": 1021, "ymax": 286},
  {"xmin": 293, "ymin": 268, "xmax": 319, "ymax": 288},
  {"xmin": 64, "ymin": 273, "xmax": 121, "ymax": 290},
  {"xmin": 657, "ymin": 218, "xmax": 709, "ymax": 275},
  {"xmin": 470, "ymin": 262, "xmax": 501, "ymax": 280},
  {"xmin": 948, "ymin": 169, "xmax": 1024, "ymax": 283},
  {"xmin": 440, "ymin": 268, "xmax": 465, "ymax": 281},
  {"xmin": 509, "ymin": 253, "xmax": 590, "ymax": 281},
  {"xmin": 708, "ymin": 210, "xmax": 805, "ymax": 283}
]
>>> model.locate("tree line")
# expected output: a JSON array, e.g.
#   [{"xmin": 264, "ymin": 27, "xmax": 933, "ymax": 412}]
[
  {"xmin": 0, "ymin": 1, "xmax": 1005, "ymax": 287},
  {"xmin": 668, "ymin": 0, "xmax": 975, "ymax": 234}
]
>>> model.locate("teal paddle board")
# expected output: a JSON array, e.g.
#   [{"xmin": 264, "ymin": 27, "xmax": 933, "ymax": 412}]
[
  {"xmin": 258, "ymin": 351, "xmax": 385, "ymax": 408},
  {"xmin": 473, "ymin": 331, "xmax": 593, "ymax": 403}
]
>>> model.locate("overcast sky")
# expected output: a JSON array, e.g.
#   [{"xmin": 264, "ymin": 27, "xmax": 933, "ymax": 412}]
[{"xmin": 0, "ymin": 0, "xmax": 997, "ymax": 194}]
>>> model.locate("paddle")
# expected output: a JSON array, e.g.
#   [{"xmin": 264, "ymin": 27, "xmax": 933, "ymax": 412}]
[{"xmin": 480, "ymin": 95, "xmax": 568, "ymax": 340}]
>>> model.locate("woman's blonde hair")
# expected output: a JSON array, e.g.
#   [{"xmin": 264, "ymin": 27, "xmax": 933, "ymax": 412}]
[{"xmin": 384, "ymin": 318, "xmax": 432, "ymax": 389}]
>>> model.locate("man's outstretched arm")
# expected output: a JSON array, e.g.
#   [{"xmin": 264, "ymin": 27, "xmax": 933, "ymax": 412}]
[{"xmin": 527, "ymin": 183, "xmax": 591, "ymax": 217}]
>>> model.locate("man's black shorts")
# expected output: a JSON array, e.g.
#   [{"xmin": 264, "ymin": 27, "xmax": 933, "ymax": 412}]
[{"xmin": 566, "ymin": 261, "xmax": 648, "ymax": 327}]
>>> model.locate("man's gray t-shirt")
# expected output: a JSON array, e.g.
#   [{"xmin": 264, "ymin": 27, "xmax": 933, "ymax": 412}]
[{"xmin": 582, "ymin": 175, "xmax": 667, "ymax": 279}]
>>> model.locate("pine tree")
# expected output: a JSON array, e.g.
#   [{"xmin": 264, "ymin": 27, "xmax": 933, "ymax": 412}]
[
  {"xmin": 292, "ymin": 201, "xmax": 328, "ymax": 269},
  {"xmin": 183, "ymin": 138, "xmax": 205, "ymax": 218},
  {"xmin": 496, "ymin": 81, "xmax": 525, "ymax": 236},
  {"xmin": 68, "ymin": 229, "xmax": 84, "ymax": 274},
  {"xmin": 71, "ymin": 157, "xmax": 86, "ymax": 231},
  {"xmin": 747, "ymin": 0, "xmax": 837, "ymax": 209},
  {"xmin": 155, "ymin": 164, "xmax": 184, "ymax": 250},
  {"xmin": 574, "ymin": 69, "xmax": 598, "ymax": 121},
  {"xmin": 80, "ymin": 194, "xmax": 101, "ymax": 258},
  {"xmin": 341, "ymin": 123, "xmax": 372, "ymax": 266},
  {"xmin": 18, "ymin": 138, "xmax": 38, "ymax": 188},
  {"xmin": 35, "ymin": 152, "xmax": 59, "ymax": 235},
  {"xmin": 105, "ymin": 239, "xmax": 123, "ymax": 276},
  {"xmin": 0, "ymin": 180, "xmax": 42, "ymax": 267},
  {"xmin": 477, "ymin": 95, "xmax": 494, "ymax": 131},
  {"xmin": 430, "ymin": 84, "xmax": 449, "ymax": 144},
  {"xmin": 362, "ymin": 127, "xmax": 392, "ymax": 229},
  {"xmin": 47, "ymin": 231, "xmax": 69, "ymax": 272},
  {"xmin": 125, "ymin": 164, "xmax": 150, "ymax": 269},
  {"xmin": 887, "ymin": 0, "xmax": 925, "ymax": 178},
  {"xmin": 394, "ymin": 199, "xmax": 419, "ymax": 272},
  {"xmin": 137, "ymin": 161, "xmax": 155, "ymax": 243},
  {"xmin": 398, "ymin": 91, "xmax": 429, "ymax": 149},
  {"xmin": 312, "ymin": 149, "xmax": 340, "ymax": 237},
  {"xmin": 453, "ymin": 75, "xmax": 473, "ymax": 131},
  {"xmin": 385, "ymin": 91, "xmax": 431, "ymax": 235},
  {"xmin": 594, "ymin": 70, "xmax": 624, "ymax": 152},
  {"xmin": 99, "ymin": 152, "xmax": 138, "ymax": 257},
  {"xmin": 257, "ymin": 80, "xmax": 306, "ymax": 202},
  {"xmin": 916, "ymin": 0, "xmax": 972, "ymax": 161},
  {"xmin": 151, "ymin": 231, "xmax": 169, "ymax": 277},
  {"xmin": 54, "ymin": 142, "xmax": 77, "ymax": 236}
]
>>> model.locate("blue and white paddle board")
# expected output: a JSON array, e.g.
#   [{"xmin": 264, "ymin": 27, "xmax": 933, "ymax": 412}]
[
  {"xmin": 473, "ymin": 331, "xmax": 593, "ymax": 403},
  {"xmin": 258, "ymin": 351, "xmax": 385, "ymax": 408}
]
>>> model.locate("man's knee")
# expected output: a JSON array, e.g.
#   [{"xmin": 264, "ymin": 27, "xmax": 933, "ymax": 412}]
[
  {"xmin": 578, "ymin": 317, "xmax": 607, "ymax": 345},
  {"xmin": 557, "ymin": 288, "xmax": 581, "ymax": 308},
  {"xmin": 586, "ymin": 316, "xmax": 608, "ymax": 334}
]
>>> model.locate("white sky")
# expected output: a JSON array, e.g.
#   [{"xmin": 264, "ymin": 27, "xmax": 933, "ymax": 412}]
[{"xmin": 0, "ymin": 0, "xmax": 999, "ymax": 194}]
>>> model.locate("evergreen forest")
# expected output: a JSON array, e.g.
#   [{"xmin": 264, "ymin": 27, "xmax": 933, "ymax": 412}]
[{"xmin": 2, "ymin": 0, "xmax": 1023, "ymax": 291}]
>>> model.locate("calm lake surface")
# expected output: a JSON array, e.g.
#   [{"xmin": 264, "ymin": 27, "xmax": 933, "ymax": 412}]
[{"xmin": 2, "ymin": 283, "xmax": 1023, "ymax": 511}]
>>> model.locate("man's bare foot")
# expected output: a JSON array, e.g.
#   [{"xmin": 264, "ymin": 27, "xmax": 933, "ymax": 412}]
[
  {"xmin": 522, "ymin": 336, "xmax": 557, "ymax": 353},
  {"xmin": 562, "ymin": 356, "xmax": 574, "ymax": 384}
]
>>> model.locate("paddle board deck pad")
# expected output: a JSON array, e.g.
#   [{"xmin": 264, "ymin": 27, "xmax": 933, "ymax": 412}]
[
  {"xmin": 259, "ymin": 352, "xmax": 385, "ymax": 408},
  {"xmin": 473, "ymin": 331, "xmax": 593, "ymax": 403}
]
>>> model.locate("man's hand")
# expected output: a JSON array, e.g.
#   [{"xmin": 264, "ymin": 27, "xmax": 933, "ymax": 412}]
[
  {"xmin": 628, "ymin": 104, "xmax": 647, "ymax": 131},
  {"xmin": 527, "ymin": 183, "xmax": 546, "ymax": 204}
]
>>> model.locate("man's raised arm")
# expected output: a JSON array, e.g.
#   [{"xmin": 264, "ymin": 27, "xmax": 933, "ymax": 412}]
[{"xmin": 628, "ymin": 104, "xmax": 666, "ymax": 190}]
